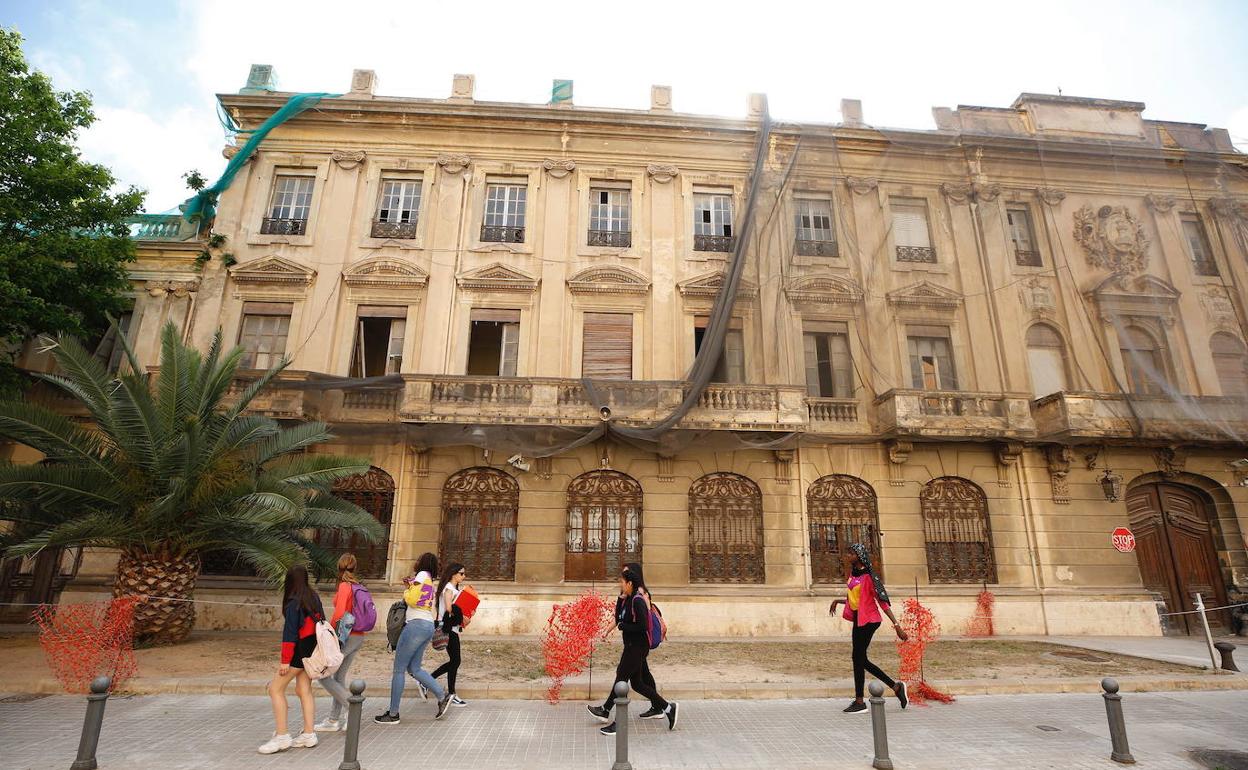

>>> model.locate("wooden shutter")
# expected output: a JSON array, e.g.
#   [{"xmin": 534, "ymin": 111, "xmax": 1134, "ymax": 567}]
[
  {"xmin": 499, "ymin": 323, "xmax": 520, "ymax": 376},
  {"xmin": 891, "ymin": 201, "xmax": 931, "ymax": 248},
  {"xmin": 802, "ymin": 334, "xmax": 821, "ymax": 396},
  {"xmin": 582, "ymin": 313, "xmax": 633, "ymax": 379},
  {"xmin": 723, "ymin": 330, "xmax": 745, "ymax": 383}
]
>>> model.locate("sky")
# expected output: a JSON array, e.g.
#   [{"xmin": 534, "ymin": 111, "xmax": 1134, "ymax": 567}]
[{"xmin": 6, "ymin": 0, "xmax": 1248, "ymax": 211}]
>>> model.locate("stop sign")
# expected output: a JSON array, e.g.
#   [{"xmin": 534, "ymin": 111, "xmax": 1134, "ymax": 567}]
[{"xmin": 1112, "ymin": 527, "xmax": 1136, "ymax": 553}]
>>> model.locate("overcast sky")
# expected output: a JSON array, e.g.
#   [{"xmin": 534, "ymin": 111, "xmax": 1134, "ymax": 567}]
[{"xmin": 8, "ymin": 0, "xmax": 1248, "ymax": 210}]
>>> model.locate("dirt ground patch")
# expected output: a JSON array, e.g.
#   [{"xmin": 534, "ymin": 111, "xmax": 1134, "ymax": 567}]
[{"xmin": 0, "ymin": 631, "xmax": 1193, "ymax": 690}]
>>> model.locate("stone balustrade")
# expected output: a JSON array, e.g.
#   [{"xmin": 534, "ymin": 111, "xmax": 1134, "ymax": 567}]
[
  {"xmin": 875, "ymin": 388, "xmax": 1037, "ymax": 439},
  {"xmin": 1033, "ymin": 391, "xmax": 1248, "ymax": 444}
]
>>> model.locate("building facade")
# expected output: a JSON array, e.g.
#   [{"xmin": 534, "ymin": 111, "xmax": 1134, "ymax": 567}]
[{"xmin": 23, "ymin": 68, "xmax": 1248, "ymax": 637}]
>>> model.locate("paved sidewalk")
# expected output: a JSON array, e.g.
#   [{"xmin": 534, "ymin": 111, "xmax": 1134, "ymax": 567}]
[
  {"xmin": 2, "ymin": 689, "xmax": 1246, "ymax": 769},
  {"xmin": 1022, "ymin": 634, "xmax": 1245, "ymax": 670}
]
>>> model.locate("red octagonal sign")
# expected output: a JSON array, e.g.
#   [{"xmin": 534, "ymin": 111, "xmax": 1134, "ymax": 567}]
[{"xmin": 1112, "ymin": 527, "xmax": 1136, "ymax": 553}]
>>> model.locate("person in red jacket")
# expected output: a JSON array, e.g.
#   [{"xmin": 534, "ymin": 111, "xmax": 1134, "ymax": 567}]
[
  {"xmin": 259, "ymin": 565, "xmax": 326, "ymax": 754},
  {"xmin": 829, "ymin": 543, "xmax": 909, "ymax": 714},
  {"xmin": 315, "ymin": 553, "xmax": 368, "ymax": 732}
]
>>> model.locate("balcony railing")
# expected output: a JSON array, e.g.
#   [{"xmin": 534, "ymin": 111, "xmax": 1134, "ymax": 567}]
[
  {"xmin": 806, "ymin": 398, "xmax": 858, "ymax": 423},
  {"xmin": 430, "ymin": 378, "xmax": 532, "ymax": 405},
  {"xmin": 260, "ymin": 218, "xmax": 308, "ymax": 236},
  {"xmin": 1033, "ymin": 391, "xmax": 1248, "ymax": 444},
  {"xmin": 895, "ymin": 245, "xmax": 936, "ymax": 263},
  {"xmin": 1014, "ymin": 249, "xmax": 1042, "ymax": 267},
  {"xmin": 481, "ymin": 225, "xmax": 525, "ymax": 243},
  {"xmin": 587, "ymin": 229, "xmax": 632, "ymax": 248},
  {"xmin": 694, "ymin": 234, "xmax": 736, "ymax": 253},
  {"xmin": 874, "ymin": 389, "xmax": 1036, "ymax": 439},
  {"xmin": 341, "ymin": 389, "xmax": 400, "ymax": 412},
  {"xmin": 795, "ymin": 239, "xmax": 839, "ymax": 257},
  {"xmin": 696, "ymin": 384, "xmax": 778, "ymax": 411},
  {"xmin": 370, "ymin": 220, "xmax": 418, "ymax": 239},
  {"xmin": 126, "ymin": 214, "xmax": 199, "ymax": 241}
]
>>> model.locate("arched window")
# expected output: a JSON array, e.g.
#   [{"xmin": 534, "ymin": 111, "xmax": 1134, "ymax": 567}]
[
  {"xmin": 319, "ymin": 466, "xmax": 396, "ymax": 579},
  {"xmin": 440, "ymin": 467, "xmax": 519, "ymax": 581},
  {"xmin": 920, "ymin": 476, "xmax": 995, "ymax": 584},
  {"xmin": 565, "ymin": 470, "xmax": 643, "ymax": 581},
  {"xmin": 689, "ymin": 472, "xmax": 764, "ymax": 584},
  {"xmin": 807, "ymin": 475, "xmax": 880, "ymax": 584},
  {"xmin": 1211, "ymin": 333, "xmax": 1248, "ymax": 397},
  {"xmin": 1119, "ymin": 325, "xmax": 1170, "ymax": 396},
  {"xmin": 1025, "ymin": 323, "xmax": 1068, "ymax": 398}
]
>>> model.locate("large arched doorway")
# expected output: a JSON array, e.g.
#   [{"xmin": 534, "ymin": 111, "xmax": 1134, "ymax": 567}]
[
  {"xmin": 565, "ymin": 470, "xmax": 643, "ymax": 581},
  {"xmin": 440, "ymin": 467, "xmax": 519, "ymax": 581},
  {"xmin": 320, "ymin": 466, "xmax": 395, "ymax": 579},
  {"xmin": 1126, "ymin": 482, "xmax": 1229, "ymax": 634}
]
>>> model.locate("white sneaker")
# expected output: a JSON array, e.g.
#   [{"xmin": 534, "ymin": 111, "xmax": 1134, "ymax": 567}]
[
  {"xmin": 258, "ymin": 733, "xmax": 293, "ymax": 754},
  {"xmin": 291, "ymin": 732, "xmax": 318, "ymax": 748},
  {"xmin": 450, "ymin": 695, "xmax": 468, "ymax": 707},
  {"xmin": 418, "ymin": 682, "xmax": 429, "ymax": 700},
  {"xmin": 313, "ymin": 718, "xmax": 342, "ymax": 732}
]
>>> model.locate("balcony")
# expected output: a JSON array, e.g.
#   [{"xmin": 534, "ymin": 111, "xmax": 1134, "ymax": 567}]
[
  {"xmin": 587, "ymin": 230, "xmax": 632, "ymax": 248},
  {"xmin": 1014, "ymin": 249, "xmax": 1042, "ymax": 267},
  {"xmin": 795, "ymin": 239, "xmax": 839, "ymax": 258},
  {"xmin": 481, "ymin": 225, "xmax": 525, "ymax": 243},
  {"xmin": 895, "ymin": 245, "xmax": 936, "ymax": 263},
  {"xmin": 694, "ymin": 234, "xmax": 736, "ymax": 253},
  {"xmin": 260, "ymin": 218, "xmax": 307, "ymax": 236},
  {"xmin": 223, "ymin": 371, "xmax": 317, "ymax": 420},
  {"xmin": 805, "ymin": 398, "xmax": 870, "ymax": 435},
  {"xmin": 874, "ymin": 389, "xmax": 1036, "ymax": 439},
  {"xmin": 370, "ymin": 220, "xmax": 418, "ymax": 239},
  {"xmin": 126, "ymin": 214, "xmax": 200, "ymax": 242},
  {"xmin": 1033, "ymin": 391, "xmax": 1248, "ymax": 444}
]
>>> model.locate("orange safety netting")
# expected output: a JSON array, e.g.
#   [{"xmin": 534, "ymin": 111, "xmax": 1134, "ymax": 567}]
[
  {"xmin": 542, "ymin": 589, "xmax": 614, "ymax": 704},
  {"xmin": 896, "ymin": 597, "xmax": 954, "ymax": 705},
  {"xmin": 34, "ymin": 597, "xmax": 139, "ymax": 694},
  {"xmin": 965, "ymin": 590, "xmax": 996, "ymax": 637}
]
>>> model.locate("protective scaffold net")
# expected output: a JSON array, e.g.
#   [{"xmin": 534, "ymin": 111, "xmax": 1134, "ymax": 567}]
[
  {"xmin": 896, "ymin": 597, "xmax": 954, "ymax": 705},
  {"xmin": 965, "ymin": 589, "xmax": 996, "ymax": 637},
  {"xmin": 542, "ymin": 589, "xmax": 614, "ymax": 704},
  {"xmin": 34, "ymin": 597, "xmax": 139, "ymax": 693}
]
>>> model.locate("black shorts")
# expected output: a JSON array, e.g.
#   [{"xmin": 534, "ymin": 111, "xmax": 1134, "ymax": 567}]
[{"xmin": 288, "ymin": 634, "xmax": 318, "ymax": 669}]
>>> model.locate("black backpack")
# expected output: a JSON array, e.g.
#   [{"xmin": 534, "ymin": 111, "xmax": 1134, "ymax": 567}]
[{"xmin": 385, "ymin": 600, "xmax": 407, "ymax": 651}]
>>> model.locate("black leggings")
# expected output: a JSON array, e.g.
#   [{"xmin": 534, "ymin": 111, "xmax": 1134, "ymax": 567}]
[
  {"xmin": 603, "ymin": 642, "xmax": 666, "ymax": 712},
  {"xmin": 852, "ymin": 622, "xmax": 896, "ymax": 699},
  {"xmin": 431, "ymin": 631, "xmax": 460, "ymax": 694}
]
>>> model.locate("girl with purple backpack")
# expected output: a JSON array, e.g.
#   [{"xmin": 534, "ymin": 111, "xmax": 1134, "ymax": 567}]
[{"xmin": 314, "ymin": 553, "xmax": 373, "ymax": 732}]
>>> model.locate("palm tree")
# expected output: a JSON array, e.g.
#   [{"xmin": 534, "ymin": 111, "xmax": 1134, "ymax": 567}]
[{"xmin": 0, "ymin": 323, "xmax": 384, "ymax": 644}]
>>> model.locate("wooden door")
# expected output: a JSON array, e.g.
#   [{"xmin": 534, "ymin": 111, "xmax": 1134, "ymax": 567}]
[
  {"xmin": 1127, "ymin": 483, "xmax": 1228, "ymax": 634},
  {"xmin": 0, "ymin": 548, "xmax": 81, "ymax": 622}
]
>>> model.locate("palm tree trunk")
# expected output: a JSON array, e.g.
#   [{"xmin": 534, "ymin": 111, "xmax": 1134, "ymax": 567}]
[{"xmin": 112, "ymin": 549, "xmax": 200, "ymax": 645}]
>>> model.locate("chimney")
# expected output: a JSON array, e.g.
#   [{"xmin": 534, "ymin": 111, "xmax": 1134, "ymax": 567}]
[
  {"xmin": 349, "ymin": 69, "xmax": 377, "ymax": 98},
  {"xmin": 651, "ymin": 85, "xmax": 673, "ymax": 112},
  {"xmin": 240, "ymin": 64, "xmax": 277, "ymax": 94},
  {"xmin": 747, "ymin": 93, "xmax": 768, "ymax": 119},
  {"xmin": 840, "ymin": 99, "xmax": 863, "ymax": 127},
  {"xmin": 449, "ymin": 74, "xmax": 475, "ymax": 103}
]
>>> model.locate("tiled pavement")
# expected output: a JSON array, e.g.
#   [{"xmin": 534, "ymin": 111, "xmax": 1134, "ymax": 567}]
[{"xmin": 1, "ymin": 689, "xmax": 1245, "ymax": 769}]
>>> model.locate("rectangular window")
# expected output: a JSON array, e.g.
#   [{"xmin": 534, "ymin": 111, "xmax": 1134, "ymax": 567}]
[
  {"xmin": 582, "ymin": 312, "xmax": 633, "ymax": 379},
  {"xmin": 891, "ymin": 198, "xmax": 935, "ymax": 263},
  {"xmin": 372, "ymin": 178, "xmax": 422, "ymax": 238},
  {"xmin": 1182, "ymin": 215, "xmax": 1217, "ymax": 276},
  {"xmin": 794, "ymin": 198, "xmax": 838, "ymax": 256},
  {"xmin": 90, "ymin": 311, "xmax": 134, "ymax": 373},
  {"xmin": 694, "ymin": 318, "xmax": 745, "ymax": 383},
  {"xmin": 907, "ymin": 327, "xmax": 957, "ymax": 390},
  {"xmin": 1007, "ymin": 207, "xmax": 1041, "ymax": 267},
  {"xmin": 588, "ymin": 187, "xmax": 631, "ymax": 247},
  {"xmin": 351, "ymin": 306, "xmax": 407, "ymax": 377},
  {"xmin": 803, "ymin": 326, "xmax": 852, "ymax": 397},
  {"xmin": 466, "ymin": 309, "xmax": 521, "ymax": 376},
  {"xmin": 482, "ymin": 181, "xmax": 527, "ymax": 243},
  {"xmin": 262, "ymin": 175, "xmax": 314, "ymax": 235},
  {"xmin": 693, "ymin": 191, "xmax": 735, "ymax": 252},
  {"xmin": 239, "ymin": 302, "xmax": 292, "ymax": 370}
]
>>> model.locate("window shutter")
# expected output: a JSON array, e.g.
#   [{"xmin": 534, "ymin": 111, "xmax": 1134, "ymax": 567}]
[
  {"xmin": 582, "ymin": 313, "xmax": 633, "ymax": 379},
  {"xmin": 803, "ymin": 334, "xmax": 821, "ymax": 396},
  {"xmin": 933, "ymin": 337, "xmax": 957, "ymax": 390},
  {"xmin": 892, "ymin": 202, "xmax": 930, "ymax": 248},
  {"xmin": 386, "ymin": 319, "xmax": 406, "ymax": 374},
  {"xmin": 829, "ymin": 333, "xmax": 853, "ymax": 397},
  {"xmin": 499, "ymin": 323, "xmax": 520, "ymax": 376},
  {"xmin": 1007, "ymin": 209, "xmax": 1033, "ymax": 251},
  {"xmin": 723, "ymin": 330, "xmax": 746, "ymax": 383}
]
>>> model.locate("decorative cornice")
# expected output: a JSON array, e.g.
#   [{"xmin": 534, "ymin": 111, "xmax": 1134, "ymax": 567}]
[
  {"xmin": 885, "ymin": 280, "xmax": 963, "ymax": 310},
  {"xmin": 678, "ymin": 271, "xmax": 759, "ymax": 299},
  {"xmin": 229, "ymin": 255, "xmax": 316, "ymax": 286},
  {"xmin": 784, "ymin": 275, "xmax": 864, "ymax": 306},
  {"xmin": 1145, "ymin": 193, "xmax": 1176, "ymax": 213},
  {"xmin": 342, "ymin": 256, "xmax": 429, "ymax": 289},
  {"xmin": 1037, "ymin": 187, "xmax": 1066, "ymax": 205},
  {"xmin": 437, "ymin": 154, "xmax": 471, "ymax": 175},
  {"xmin": 646, "ymin": 164, "xmax": 679, "ymax": 183},
  {"xmin": 566, "ymin": 265, "xmax": 651, "ymax": 295},
  {"xmin": 331, "ymin": 149, "xmax": 366, "ymax": 170},
  {"xmin": 455, "ymin": 262, "xmax": 539, "ymax": 292},
  {"xmin": 846, "ymin": 177, "xmax": 878, "ymax": 195},
  {"xmin": 543, "ymin": 158, "xmax": 576, "ymax": 179}
]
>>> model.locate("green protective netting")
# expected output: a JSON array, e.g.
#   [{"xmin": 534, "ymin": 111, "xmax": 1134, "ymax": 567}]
[{"xmin": 182, "ymin": 92, "xmax": 340, "ymax": 224}]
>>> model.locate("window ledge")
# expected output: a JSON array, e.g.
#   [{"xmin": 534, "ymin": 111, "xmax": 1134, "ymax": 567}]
[
  {"xmin": 360, "ymin": 236, "xmax": 424, "ymax": 251},
  {"xmin": 577, "ymin": 245, "xmax": 641, "ymax": 260},
  {"xmin": 891, "ymin": 262, "xmax": 949, "ymax": 274},
  {"xmin": 246, "ymin": 231, "xmax": 315, "ymax": 248}
]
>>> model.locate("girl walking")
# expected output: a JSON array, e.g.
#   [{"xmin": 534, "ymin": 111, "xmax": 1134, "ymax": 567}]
[
  {"xmin": 258, "ymin": 565, "xmax": 324, "ymax": 754},
  {"xmin": 315, "ymin": 553, "xmax": 368, "ymax": 732},
  {"xmin": 431, "ymin": 561, "xmax": 469, "ymax": 706},
  {"xmin": 375, "ymin": 552, "xmax": 451, "ymax": 724},
  {"xmin": 588, "ymin": 568, "xmax": 677, "ymax": 735},
  {"xmin": 619, "ymin": 561, "xmax": 662, "ymax": 718},
  {"xmin": 828, "ymin": 543, "xmax": 909, "ymax": 714}
]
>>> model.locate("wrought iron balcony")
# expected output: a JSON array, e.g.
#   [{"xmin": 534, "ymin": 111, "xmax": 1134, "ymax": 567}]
[
  {"xmin": 371, "ymin": 220, "xmax": 418, "ymax": 239},
  {"xmin": 1014, "ymin": 249, "xmax": 1042, "ymax": 267},
  {"xmin": 481, "ymin": 225, "xmax": 525, "ymax": 243},
  {"xmin": 895, "ymin": 245, "xmax": 936, "ymax": 263},
  {"xmin": 694, "ymin": 234, "xmax": 736, "ymax": 253},
  {"xmin": 874, "ymin": 389, "xmax": 1036, "ymax": 439},
  {"xmin": 587, "ymin": 229, "xmax": 632, "ymax": 248},
  {"xmin": 1193, "ymin": 260, "xmax": 1220, "ymax": 277},
  {"xmin": 795, "ymin": 239, "xmax": 839, "ymax": 257},
  {"xmin": 260, "ymin": 217, "xmax": 308, "ymax": 236}
]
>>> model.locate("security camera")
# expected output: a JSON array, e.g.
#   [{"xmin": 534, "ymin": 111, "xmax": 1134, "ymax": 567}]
[
  {"xmin": 599, "ymin": 406, "xmax": 612, "ymax": 421},
  {"xmin": 507, "ymin": 454, "xmax": 531, "ymax": 472}
]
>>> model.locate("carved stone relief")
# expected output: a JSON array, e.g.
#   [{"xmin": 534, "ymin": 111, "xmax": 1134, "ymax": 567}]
[
  {"xmin": 646, "ymin": 164, "xmax": 679, "ymax": 183},
  {"xmin": 1045, "ymin": 445, "xmax": 1073, "ymax": 505},
  {"xmin": 331, "ymin": 150, "xmax": 366, "ymax": 170},
  {"xmin": 773, "ymin": 450, "xmax": 794, "ymax": 484},
  {"xmin": 406, "ymin": 445, "xmax": 430, "ymax": 478},
  {"xmin": 886, "ymin": 439, "xmax": 911, "ymax": 487},
  {"xmin": 1153, "ymin": 446, "xmax": 1188, "ymax": 477},
  {"xmin": 995, "ymin": 442, "xmax": 1022, "ymax": 487},
  {"xmin": 543, "ymin": 158, "xmax": 576, "ymax": 179},
  {"xmin": 846, "ymin": 177, "xmax": 879, "ymax": 196},
  {"xmin": 1021, "ymin": 277, "xmax": 1056, "ymax": 318},
  {"xmin": 437, "ymin": 154, "xmax": 471, "ymax": 175},
  {"xmin": 1201, "ymin": 286, "xmax": 1239, "ymax": 332},
  {"xmin": 146, "ymin": 279, "xmax": 200, "ymax": 297},
  {"xmin": 657, "ymin": 456, "xmax": 675, "ymax": 482},
  {"xmin": 1145, "ymin": 193, "xmax": 1176, "ymax": 213},
  {"xmin": 1073, "ymin": 205, "xmax": 1151, "ymax": 274},
  {"xmin": 1037, "ymin": 187, "xmax": 1066, "ymax": 206},
  {"xmin": 940, "ymin": 183, "xmax": 971, "ymax": 203},
  {"xmin": 973, "ymin": 182, "xmax": 1001, "ymax": 202}
]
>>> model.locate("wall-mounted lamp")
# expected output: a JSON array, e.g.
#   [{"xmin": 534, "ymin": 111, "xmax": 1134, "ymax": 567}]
[{"xmin": 1100, "ymin": 469, "xmax": 1123, "ymax": 502}]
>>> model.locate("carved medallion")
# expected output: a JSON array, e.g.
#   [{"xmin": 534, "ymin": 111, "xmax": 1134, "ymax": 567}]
[
  {"xmin": 1073, "ymin": 205, "xmax": 1150, "ymax": 275},
  {"xmin": 846, "ymin": 177, "xmax": 878, "ymax": 195},
  {"xmin": 543, "ymin": 158, "xmax": 576, "ymax": 179},
  {"xmin": 437, "ymin": 154, "xmax": 472, "ymax": 175}
]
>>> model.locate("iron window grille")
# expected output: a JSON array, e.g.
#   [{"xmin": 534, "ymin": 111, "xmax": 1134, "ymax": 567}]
[
  {"xmin": 373, "ymin": 179, "xmax": 422, "ymax": 238},
  {"xmin": 808, "ymin": 475, "xmax": 881, "ymax": 584},
  {"xmin": 689, "ymin": 472, "xmax": 764, "ymax": 584},
  {"xmin": 589, "ymin": 188, "xmax": 631, "ymax": 246},
  {"xmin": 483, "ymin": 183, "xmax": 527, "ymax": 243},
  {"xmin": 920, "ymin": 477, "xmax": 996, "ymax": 584},
  {"xmin": 439, "ymin": 467, "xmax": 519, "ymax": 581},
  {"xmin": 314, "ymin": 467, "xmax": 395, "ymax": 579},
  {"xmin": 694, "ymin": 192, "xmax": 734, "ymax": 252},
  {"xmin": 794, "ymin": 199, "xmax": 837, "ymax": 256},
  {"xmin": 264, "ymin": 175, "xmax": 314, "ymax": 235},
  {"xmin": 565, "ymin": 470, "xmax": 642, "ymax": 581}
]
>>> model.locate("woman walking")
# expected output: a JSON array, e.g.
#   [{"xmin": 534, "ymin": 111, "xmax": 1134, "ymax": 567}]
[
  {"xmin": 258, "ymin": 565, "xmax": 324, "ymax": 754},
  {"xmin": 619, "ymin": 561, "xmax": 662, "ymax": 718},
  {"xmin": 588, "ymin": 568, "xmax": 677, "ymax": 735},
  {"xmin": 375, "ymin": 552, "xmax": 451, "ymax": 724},
  {"xmin": 828, "ymin": 543, "xmax": 909, "ymax": 714},
  {"xmin": 431, "ymin": 561, "xmax": 469, "ymax": 706},
  {"xmin": 314, "ymin": 553, "xmax": 368, "ymax": 732}
]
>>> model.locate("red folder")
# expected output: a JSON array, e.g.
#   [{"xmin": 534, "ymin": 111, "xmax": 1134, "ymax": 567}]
[{"xmin": 454, "ymin": 585, "xmax": 480, "ymax": 622}]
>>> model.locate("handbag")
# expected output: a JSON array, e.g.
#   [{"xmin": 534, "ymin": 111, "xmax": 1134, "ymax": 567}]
[{"xmin": 431, "ymin": 626, "xmax": 450, "ymax": 651}]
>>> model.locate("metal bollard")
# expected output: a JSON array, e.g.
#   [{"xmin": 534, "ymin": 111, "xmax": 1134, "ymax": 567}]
[
  {"xmin": 337, "ymin": 679, "xmax": 366, "ymax": 770},
  {"xmin": 611, "ymin": 680, "xmax": 631, "ymax": 770},
  {"xmin": 1213, "ymin": 641, "xmax": 1239, "ymax": 672},
  {"xmin": 868, "ymin": 681, "xmax": 893, "ymax": 770},
  {"xmin": 70, "ymin": 675, "xmax": 111, "ymax": 770},
  {"xmin": 1100, "ymin": 678, "xmax": 1136, "ymax": 764}
]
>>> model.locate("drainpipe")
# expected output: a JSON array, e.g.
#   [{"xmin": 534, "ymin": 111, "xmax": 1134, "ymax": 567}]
[{"xmin": 1015, "ymin": 451, "xmax": 1050, "ymax": 635}]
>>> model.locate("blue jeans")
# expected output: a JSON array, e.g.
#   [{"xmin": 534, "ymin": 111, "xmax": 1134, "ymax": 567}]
[{"xmin": 389, "ymin": 619, "xmax": 444, "ymax": 713}]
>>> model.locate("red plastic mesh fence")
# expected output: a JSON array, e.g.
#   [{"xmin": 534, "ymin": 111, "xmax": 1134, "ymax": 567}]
[
  {"xmin": 34, "ymin": 597, "xmax": 139, "ymax": 694},
  {"xmin": 965, "ymin": 590, "xmax": 996, "ymax": 637},
  {"xmin": 542, "ymin": 589, "xmax": 614, "ymax": 704},
  {"xmin": 895, "ymin": 597, "xmax": 954, "ymax": 705}
]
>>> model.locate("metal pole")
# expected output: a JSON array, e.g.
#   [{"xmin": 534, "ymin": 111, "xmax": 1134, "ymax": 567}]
[
  {"xmin": 1195, "ymin": 593, "xmax": 1219, "ymax": 671},
  {"xmin": 610, "ymin": 680, "xmax": 631, "ymax": 770},
  {"xmin": 1100, "ymin": 678, "xmax": 1135, "ymax": 764},
  {"xmin": 70, "ymin": 676, "xmax": 111, "ymax": 770},
  {"xmin": 868, "ymin": 681, "xmax": 893, "ymax": 770},
  {"xmin": 337, "ymin": 679, "xmax": 366, "ymax": 770}
]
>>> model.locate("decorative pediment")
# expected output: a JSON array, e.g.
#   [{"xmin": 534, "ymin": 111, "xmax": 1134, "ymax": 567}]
[
  {"xmin": 229, "ymin": 255, "xmax": 316, "ymax": 286},
  {"xmin": 784, "ymin": 275, "xmax": 864, "ymax": 307},
  {"xmin": 456, "ymin": 262, "xmax": 539, "ymax": 292},
  {"xmin": 1089, "ymin": 273, "xmax": 1180, "ymax": 301},
  {"xmin": 886, "ymin": 280, "xmax": 962, "ymax": 310},
  {"xmin": 566, "ymin": 265, "xmax": 650, "ymax": 295},
  {"xmin": 342, "ymin": 256, "xmax": 429, "ymax": 289},
  {"xmin": 677, "ymin": 271, "xmax": 759, "ymax": 300}
]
